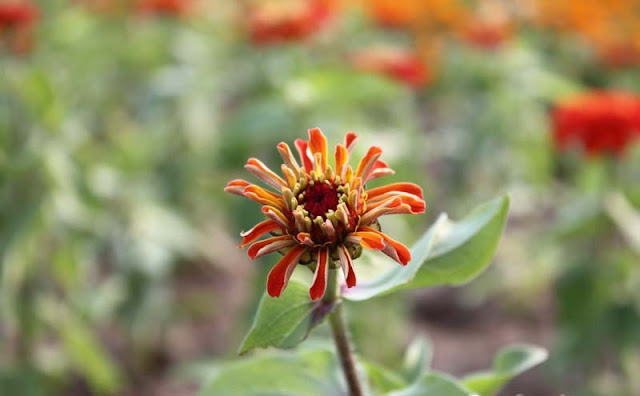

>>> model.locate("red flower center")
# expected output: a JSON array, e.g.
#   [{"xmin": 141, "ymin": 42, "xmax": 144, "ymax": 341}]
[{"xmin": 301, "ymin": 182, "xmax": 339, "ymax": 218}]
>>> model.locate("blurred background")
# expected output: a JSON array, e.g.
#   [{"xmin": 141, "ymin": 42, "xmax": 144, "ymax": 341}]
[{"xmin": 2, "ymin": 0, "xmax": 640, "ymax": 395}]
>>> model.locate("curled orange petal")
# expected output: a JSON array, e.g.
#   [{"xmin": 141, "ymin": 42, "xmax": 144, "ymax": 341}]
[
  {"xmin": 346, "ymin": 231, "xmax": 386, "ymax": 250},
  {"xmin": 244, "ymin": 185, "xmax": 285, "ymax": 207},
  {"xmin": 360, "ymin": 226, "xmax": 411, "ymax": 265},
  {"xmin": 334, "ymin": 144, "xmax": 349, "ymax": 178},
  {"xmin": 267, "ymin": 245, "xmax": 307, "ymax": 298},
  {"xmin": 240, "ymin": 219, "xmax": 284, "ymax": 248},
  {"xmin": 247, "ymin": 235, "xmax": 296, "ymax": 259},
  {"xmin": 309, "ymin": 247, "xmax": 329, "ymax": 300},
  {"xmin": 338, "ymin": 244, "xmax": 356, "ymax": 288},
  {"xmin": 308, "ymin": 128, "xmax": 328, "ymax": 171},
  {"xmin": 355, "ymin": 146, "xmax": 382, "ymax": 181},
  {"xmin": 294, "ymin": 138, "xmax": 313, "ymax": 172},
  {"xmin": 245, "ymin": 158, "xmax": 287, "ymax": 190},
  {"xmin": 344, "ymin": 132, "xmax": 358, "ymax": 152},
  {"xmin": 367, "ymin": 182, "xmax": 424, "ymax": 200},
  {"xmin": 224, "ymin": 179, "xmax": 251, "ymax": 196}
]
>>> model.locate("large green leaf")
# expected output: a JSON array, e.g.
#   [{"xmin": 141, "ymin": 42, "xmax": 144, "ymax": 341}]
[
  {"xmin": 345, "ymin": 195, "xmax": 509, "ymax": 301},
  {"xmin": 239, "ymin": 281, "xmax": 335, "ymax": 354},
  {"xmin": 198, "ymin": 348, "xmax": 344, "ymax": 396},
  {"xmin": 386, "ymin": 372, "xmax": 475, "ymax": 396},
  {"xmin": 462, "ymin": 344, "xmax": 548, "ymax": 396}
]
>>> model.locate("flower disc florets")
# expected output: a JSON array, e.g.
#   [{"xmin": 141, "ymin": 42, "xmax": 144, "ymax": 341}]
[{"xmin": 225, "ymin": 128, "xmax": 426, "ymax": 300}]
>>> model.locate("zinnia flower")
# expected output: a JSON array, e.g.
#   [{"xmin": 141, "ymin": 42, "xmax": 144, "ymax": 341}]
[
  {"xmin": 351, "ymin": 47, "xmax": 431, "ymax": 88},
  {"xmin": 0, "ymin": 2, "xmax": 38, "ymax": 54},
  {"xmin": 225, "ymin": 129, "xmax": 425, "ymax": 300},
  {"xmin": 248, "ymin": 0, "xmax": 334, "ymax": 44},
  {"xmin": 552, "ymin": 91, "xmax": 640, "ymax": 156}
]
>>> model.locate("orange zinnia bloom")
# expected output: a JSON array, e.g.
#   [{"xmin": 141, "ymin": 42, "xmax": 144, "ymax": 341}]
[{"xmin": 225, "ymin": 129, "xmax": 425, "ymax": 300}]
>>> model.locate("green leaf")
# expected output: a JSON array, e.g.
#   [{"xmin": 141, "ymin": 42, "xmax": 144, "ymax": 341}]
[
  {"xmin": 462, "ymin": 344, "xmax": 548, "ymax": 396},
  {"xmin": 345, "ymin": 195, "xmax": 510, "ymax": 301},
  {"xmin": 386, "ymin": 372, "xmax": 475, "ymax": 396},
  {"xmin": 402, "ymin": 337, "xmax": 432, "ymax": 383},
  {"xmin": 361, "ymin": 360, "xmax": 407, "ymax": 394},
  {"xmin": 198, "ymin": 348, "xmax": 344, "ymax": 396},
  {"xmin": 239, "ymin": 281, "xmax": 335, "ymax": 354}
]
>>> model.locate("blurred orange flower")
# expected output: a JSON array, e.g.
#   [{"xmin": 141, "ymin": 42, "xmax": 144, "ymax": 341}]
[
  {"xmin": 359, "ymin": 0, "xmax": 468, "ymax": 32},
  {"xmin": 0, "ymin": 1, "xmax": 37, "ymax": 54},
  {"xmin": 248, "ymin": 0, "xmax": 336, "ymax": 44},
  {"xmin": 351, "ymin": 46, "xmax": 431, "ymax": 88},
  {"xmin": 552, "ymin": 91, "xmax": 640, "ymax": 156},
  {"xmin": 225, "ymin": 128, "xmax": 425, "ymax": 300},
  {"xmin": 530, "ymin": 0, "xmax": 640, "ymax": 67}
]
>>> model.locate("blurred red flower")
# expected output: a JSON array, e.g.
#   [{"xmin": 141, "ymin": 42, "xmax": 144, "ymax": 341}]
[
  {"xmin": 552, "ymin": 92, "xmax": 640, "ymax": 156},
  {"xmin": 351, "ymin": 47, "xmax": 431, "ymax": 88},
  {"xmin": 0, "ymin": 1, "xmax": 38, "ymax": 54},
  {"xmin": 248, "ymin": 0, "xmax": 335, "ymax": 44},
  {"xmin": 137, "ymin": 0, "xmax": 191, "ymax": 16}
]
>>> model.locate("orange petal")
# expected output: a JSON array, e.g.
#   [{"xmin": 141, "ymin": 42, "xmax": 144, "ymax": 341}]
[
  {"xmin": 224, "ymin": 179, "xmax": 251, "ymax": 196},
  {"xmin": 360, "ymin": 226, "xmax": 411, "ymax": 265},
  {"xmin": 244, "ymin": 185, "xmax": 285, "ymax": 207},
  {"xmin": 367, "ymin": 193, "xmax": 425, "ymax": 214},
  {"xmin": 346, "ymin": 231, "xmax": 386, "ymax": 250},
  {"xmin": 296, "ymin": 232, "xmax": 316, "ymax": 246},
  {"xmin": 309, "ymin": 247, "xmax": 329, "ymax": 300},
  {"xmin": 261, "ymin": 206, "xmax": 290, "ymax": 228},
  {"xmin": 354, "ymin": 146, "xmax": 382, "ymax": 181},
  {"xmin": 294, "ymin": 138, "xmax": 313, "ymax": 172},
  {"xmin": 267, "ymin": 245, "xmax": 307, "ymax": 298},
  {"xmin": 240, "ymin": 219, "xmax": 284, "ymax": 248},
  {"xmin": 344, "ymin": 132, "xmax": 358, "ymax": 153},
  {"xmin": 245, "ymin": 158, "xmax": 287, "ymax": 190},
  {"xmin": 367, "ymin": 182, "xmax": 424, "ymax": 200},
  {"xmin": 281, "ymin": 165, "xmax": 298, "ymax": 189},
  {"xmin": 334, "ymin": 144, "xmax": 349, "ymax": 178},
  {"xmin": 338, "ymin": 244, "xmax": 357, "ymax": 288},
  {"xmin": 367, "ymin": 160, "xmax": 395, "ymax": 181},
  {"xmin": 360, "ymin": 196, "xmax": 403, "ymax": 224},
  {"xmin": 277, "ymin": 142, "xmax": 301, "ymax": 174},
  {"xmin": 247, "ymin": 235, "xmax": 296, "ymax": 259},
  {"xmin": 308, "ymin": 128, "xmax": 328, "ymax": 171}
]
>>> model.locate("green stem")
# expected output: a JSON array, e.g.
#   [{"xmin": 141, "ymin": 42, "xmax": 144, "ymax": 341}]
[{"xmin": 325, "ymin": 270, "xmax": 364, "ymax": 396}]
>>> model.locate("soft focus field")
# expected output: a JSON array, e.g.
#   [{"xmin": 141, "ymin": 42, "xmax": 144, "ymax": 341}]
[{"xmin": 2, "ymin": 1, "xmax": 640, "ymax": 395}]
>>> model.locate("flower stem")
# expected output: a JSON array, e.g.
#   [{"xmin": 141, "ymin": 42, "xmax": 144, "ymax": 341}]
[{"xmin": 325, "ymin": 270, "xmax": 364, "ymax": 396}]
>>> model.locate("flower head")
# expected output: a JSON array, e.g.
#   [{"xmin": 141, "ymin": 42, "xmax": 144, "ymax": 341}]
[
  {"xmin": 225, "ymin": 129, "xmax": 425, "ymax": 300},
  {"xmin": 248, "ymin": 0, "xmax": 335, "ymax": 45},
  {"xmin": 552, "ymin": 91, "xmax": 640, "ymax": 156}
]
